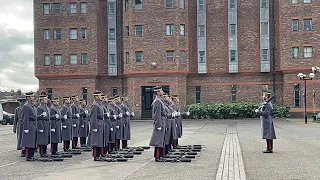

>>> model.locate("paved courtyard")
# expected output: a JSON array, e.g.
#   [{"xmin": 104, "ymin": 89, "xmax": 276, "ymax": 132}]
[{"xmin": 0, "ymin": 119, "xmax": 320, "ymax": 180}]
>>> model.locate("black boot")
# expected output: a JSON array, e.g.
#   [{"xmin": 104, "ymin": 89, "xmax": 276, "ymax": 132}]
[{"xmin": 262, "ymin": 149, "xmax": 273, "ymax": 153}]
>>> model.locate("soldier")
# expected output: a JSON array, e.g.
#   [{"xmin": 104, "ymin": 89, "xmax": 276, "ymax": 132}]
[
  {"xmin": 88, "ymin": 91, "xmax": 105, "ymax": 161},
  {"xmin": 71, "ymin": 95, "xmax": 80, "ymax": 149},
  {"xmin": 120, "ymin": 94, "xmax": 132, "ymax": 149},
  {"xmin": 100, "ymin": 94, "xmax": 108, "ymax": 156},
  {"xmin": 13, "ymin": 97, "xmax": 26, "ymax": 157},
  {"xmin": 106, "ymin": 97, "xmax": 117, "ymax": 153},
  {"xmin": 36, "ymin": 95, "xmax": 51, "ymax": 157},
  {"xmin": 79, "ymin": 99, "xmax": 89, "ymax": 147},
  {"xmin": 171, "ymin": 95, "xmax": 182, "ymax": 148},
  {"xmin": 20, "ymin": 92, "xmax": 37, "ymax": 161},
  {"xmin": 49, "ymin": 97, "xmax": 62, "ymax": 155},
  {"xmin": 113, "ymin": 95, "xmax": 123, "ymax": 151},
  {"xmin": 162, "ymin": 93, "xmax": 175, "ymax": 155},
  {"xmin": 149, "ymin": 86, "xmax": 166, "ymax": 162},
  {"xmin": 255, "ymin": 92, "xmax": 276, "ymax": 153},
  {"xmin": 60, "ymin": 97, "xmax": 73, "ymax": 152}
]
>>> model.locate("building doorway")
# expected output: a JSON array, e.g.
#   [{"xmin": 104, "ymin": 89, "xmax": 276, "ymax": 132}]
[{"xmin": 141, "ymin": 86, "xmax": 169, "ymax": 119}]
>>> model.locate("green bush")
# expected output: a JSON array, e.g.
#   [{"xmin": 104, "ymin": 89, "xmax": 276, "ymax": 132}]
[{"xmin": 185, "ymin": 102, "xmax": 290, "ymax": 119}]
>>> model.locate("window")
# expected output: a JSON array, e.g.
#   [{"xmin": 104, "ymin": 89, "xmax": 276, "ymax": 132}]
[
  {"xmin": 180, "ymin": 50, "xmax": 186, "ymax": 62},
  {"xmin": 294, "ymin": 84, "xmax": 300, "ymax": 107},
  {"xmin": 53, "ymin": 29, "xmax": 62, "ymax": 40},
  {"xmin": 166, "ymin": 50, "xmax": 175, "ymax": 62},
  {"xmin": 230, "ymin": 50, "xmax": 236, "ymax": 61},
  {"xmin": 69, "ymin": 29, "xmax": 77, "ymax": 40},
  {"xmin": 230, "ymin": 85, "xmax": 237, "ymax": 102},
  {"xmin": 109, "ymin": 29, "xmax": 115, "ymax": 40},
  {"xmin": 70, "ymin": 54, "xmax": 78, "ymax": 65},
  {"xmin": 261, "ymin": 22, "xmax": 269, "ymax": 35},
  {"xmin": 81, "ymin": 54, "xmax": 88, "ymax": 64},
  {"xmin": 166, "ymin": 0, "xmax": 174, "ymax": 8},
  {"xmin": 53, "ymin": 3, "xmax": 61, "ymax": 14},
  {"xmin": 126, "ymin": 52, "xmax": 130, "ymax": 64},
  {"xmin": 292, "ymin": 47, "xmax": 299, "ymax": 58},
  {"xmin": 43, "ymin": 29, "xmax": 50, "ymax": 40},
  {"xmin": 261, "ymin": 0, "xmax": 267, "ymax": 8},
  {"xmin": 134, "ymin": 0, "xmax": 142, "ymax": 10},
  {"xmin": 43, "ymin": 3, "xmax": 50, "ymax": 14},
  {"xmin": 109, "ymin": 54, "xmax": 116, "ymax": 65},
  {"xmin": 44, "ymin": 55, "xmax": 50, "ymax": 66},
  {"xmin": 303, "ymin": 19, "xmax": 312, "ymax": 31},
  {"xmin": 292, "ymin": 20, "xmax": 299, "ymax": 32},
  {"xmin": 46, "ymin": 88, "xmax": 53, "ymax": 100},
  {"xmin": 179, "ymin": 0, "xmax": 185, "ymax": 9},
  {"xmin": 198, "ymin": 0, "xmax": 204, "ymax": 11},
  {"xmin": 230, "ymin": 0, "xmax": 235, "ymax": 9},
  {"xmin": 135, "ymin": 51, "xmax": 143, "ymax": 62},
  {"xmin": 199, "ymin": 25, "xmax": 205, "ymax": 37},
  {"xmin": 125, "ymin": 0, "xmax": 129, "ymax": 12},
  {"xmin": 199, "ymin": 51, "xmax": 205, "ymax": 63},
  {"xmin": 69, "ymin": 3, "xmax": 77, "ymax": 14},
  {"xmin": 81, "ymin": 2, "xmax": 87, "ymax": 14},
  {"xmin": 166, "ymin": 24, "xmax": 174, "ymax": 36},
  {"xmin": 180, "ymin": 24, "xmax": 185, "ymax": 36},
  {"xmin": 112, "ymin": 88, "xmax": 118, "ymax": 97},
  {"xmin": 292, "ymin": 0, "xmax": 298, "ymax": 4},
  {"xmin": 125, "ymin": 26, "xmax": 129, "ymax": 37},
  {"xmin": 82, "ymin": 88, "xmax": 88, "ymax": 102},
  {"xmin": 135, "ymin": 25, "xmax": 143, "ymax": 36},
  {"xmin": 303, "ymin": 46, "xmax": 312, "ymax": 58},
  {"xmin": 109, "ymin": 3, "xmax": 115, "ymax": 14},
  {"xmin": 195, "ymin": 86, "xmax": 201, "ymax": 104},
  {"xmin": 54, "ymin": 54, "xmax": 62, "ymax": 66},
  {"xmin": 262, "ymin": 49, "xmax": 269, "ymax": 61},
  {"xmin": 230, "ymin": 24, "xmax": 236, "ymax": 36},
  {"xmin": 304, "ymin": 0, "xmax": 312, "ymax": 3},
  {"xmin": 81, "ymin": 28, "xmax": 87, "ymax": 39}
]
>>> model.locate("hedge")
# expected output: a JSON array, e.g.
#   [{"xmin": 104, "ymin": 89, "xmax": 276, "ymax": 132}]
[{"xmin": 183, "ymin": 102, "xmax": 290, "ymax": 119}]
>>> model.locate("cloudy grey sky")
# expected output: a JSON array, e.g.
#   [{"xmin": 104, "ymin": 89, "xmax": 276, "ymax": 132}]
[{"xmin": 0, "ymin": 0, "xmax": 38, "ymax": 93}]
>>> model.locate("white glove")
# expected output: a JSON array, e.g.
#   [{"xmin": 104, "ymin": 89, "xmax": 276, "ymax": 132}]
[
  {"xmin": 186, "ymin": 112, "xmax": 190, "ymax": 116},
  {"xmin": 55, "ymin": 114, "xmax": 59, "ymax": 119},
  {"xmin": 51, "ymin": 129, "xmax": 55, "ymax": 132},
  {"xmin": 126, "ymin": 111, "xmax": 130, "ymax": 116},
  {"xmin": 255, "ymin": 109, "xmax": 259, "ymax": 113},
  {"xmin": 81, "ymin": 125, "xmax": 84, "ymax": 128},
  {"xmin": 39, "ymin": 130, "xmax": 44, "ymax": 133},
  {"xmin": 24, "ymin": 130, "xmax": 29, "ymax": 133},
  {"xmin": 76, "ymin": 113, "xmax": 80, "ymax": 118},
  {"xmin": 131, "ymin": 112, "xmax": 135, "ymax": 116},
  {"xmin": 124, "ymin": 124, "xmax": 126, "ymax": 127},
  {"xmin": 63, "ymin": 115, "xmax": 67, "ymax": 119},
  {"xmin": 157, "ymin": 127, "xmax": 162, "ymax": 131},
  {"xmin": 62, "ymin": 126, "xmax": 67, "ymax": 129},
  {"xmin": 177, "ymin": 112, "xmax": 181, "ymax": 116},
  {"xmin": 85, "ymin": 110, "xmax": 88, "ymax": 114},
  {"xmin": 176, "ymin": 124, "xmax": 178, "ymax": 127},
  {"xmin": 262, "ymin": 102, "xmax": 267, "ymax": 105},
  {"xmin": 110, "ymin": 128, "xmax": 113, "ymax": 131},
  {"xmin": 172, "ymin": 112, "xmax": 176, "ymax": 118},
  {"xmin": 106, "ymin": 112, "xmax": 110, "ymax": 117},
  {"xmin": 113, "ymin": 115, "xmax": 117, "ymax": 119},
  {"xmin": 73, "ymin": 124, "xmax": 77, "ymax": 127},
  {"xmin": 93, "ymin": 129, "xmax": 98, "ymax": 132},
  {"xmin": 116, "ymin": 126, "xmax": 120, "ymax": 129},
  {"xmin": 119, "ymin": 113, "xmax": 123, "ymax": 118},
  {"xmin": 42, "ymin": 112, "xmax": 47, "ymax": 117}
]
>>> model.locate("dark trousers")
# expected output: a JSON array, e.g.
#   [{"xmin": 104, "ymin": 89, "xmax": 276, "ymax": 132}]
[
  {"xmin": 92, "ymin": 147, "xmax": 101, "ymax": 158},
  {"xmin": 154, "ymin": 147, "xmax": 163, "ymax": 159},
  {"xmin": 25, "ymin": 147, "xmax": 35, "ymax": 158},
  {"xmin": 51, "ymin": 143, "xmax": 58, "ymax": 154},
  {"xmin": 72, "ymin": 137, "xmax": 78, "ymax": 148},
  {"xmin": 173, "ymin": 139, "xmax": 179, "ymax": 148},
  {"xmin": 122, "ymin": 140, "xmax": 128, "ymax": 148},
  {"xmin": 103, "ymin": 144, "xmax": 108, "ymax": 155},
  {"xmin": 21, "ymin": 150, "xmax": 25, "ymax": 155},
  {"xmin": 266, "ymin": 139, "xmax": 273, "ymax": 150},
  {"xmin": 39, "ymin": 145, "xmax": 47, "ymax": 155},
  {"xmin": 80, "ymin": 137, "xmax": 87, "ymax": 145},
  {"xmin": 115, "ymin": 139, "xmax": 120, "ymax": 150},
  {"xmin": 63, "ymin": 141, "xmax": 70, "ymax": 151},
  {"xmin": 108, "ymin": 143, "xmax": 115, "ymax": 153}
]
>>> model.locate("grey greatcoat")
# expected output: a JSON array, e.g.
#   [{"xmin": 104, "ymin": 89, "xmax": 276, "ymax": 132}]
[
  {"xmin": 149, "ymin": 96, "xmax": 166, "ymax": 148},
  {"xmin": 71, "ymin": 103, "xmax": 80, "ymax": 138},
  {"xmin": 60, "ymin": 104, "xmax": 73, "ymax": 141},
  {"xmin": 13, "ymin": 106, "xmax": 24, "ymax": 150},
  {"xmin": 88, "ymin": 101, "xmax": 105, "ymax": 147},
  {"xmin": 50, "ymin": 105, "xmax": 62, "ymax": 143},
  {"xmin": 257, "ymin": 102, "xmax": 276, "ymax": 140},
  {"xmin": 163, "ymin": 102, "xmax": 175, "ymax": 145},
  {"xmin": 114, "ymin": 103, "xmax": 123, "ymax": 140},
  {"xmin": 106, "ymin": 105, "xmax": 117, "ymax": 143},
  {"xmin": 101, "ymin": 102, "xmax": 109, "ymax": 144},
  {"xmin": 79, "ymin": 106, "xmax": 89, "ymax": 138},
  {"xmin": 120, "ymin": 102, "xmax": 131, "ymax": 140},
  {"xmin": 172, "ymin": 103, "xmax": 182, "ymax": 138},
  {"xmin": 36, "ymin": 104, "xmax": 51, "ymax": 145},
  {"xmin": 20, "ymin": 101, "xmax": 37, "ymax": 148}
]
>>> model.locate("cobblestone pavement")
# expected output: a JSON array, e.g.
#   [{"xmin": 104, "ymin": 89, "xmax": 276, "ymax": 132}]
[{"xmin": 0, "ymin": 119, "xmax": 320, "ymax": 180}]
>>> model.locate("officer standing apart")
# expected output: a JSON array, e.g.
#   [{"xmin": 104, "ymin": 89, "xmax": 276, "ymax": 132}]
[
  {"xmin": 255, "ymin": 92, "xmax": 276, "ymax": 153},
  {"xmin": 13, "ymin": 97, "xmax": 27, "ymax": 157}
]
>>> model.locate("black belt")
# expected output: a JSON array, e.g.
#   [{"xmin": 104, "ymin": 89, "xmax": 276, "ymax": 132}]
[
  {"xmin": 97, "ymin": 118, "xmax": 103, "ymax": 120},
  {"xmin": 29, "ymin": 119, "xmax": 36, "ymax": 121}
]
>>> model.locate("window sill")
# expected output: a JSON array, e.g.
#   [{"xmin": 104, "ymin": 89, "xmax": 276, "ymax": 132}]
[
  {"xmin": 135, "ymin": 62, "xmax": 144, "ymax": 66},
  {"xmin": 292, "ymin": 58, "xmax": 313, "ymax": 61}
]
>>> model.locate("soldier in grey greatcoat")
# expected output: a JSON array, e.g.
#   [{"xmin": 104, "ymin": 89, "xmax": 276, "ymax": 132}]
[
  {"xmin": 71, "ymin": 95, "xmax": 80, "ymax": 149},
  {"xmin": 60, "ymin": 97, "xmax": 73, "ymax": 152},
  {"xmin": 13, "ymin": 97, "xmax": 26, "ymax": 157},
  {"xmin": 162, "ymin": 94, "xmax": 176, "ymax": 155},
  {"xmin": 49, "ymin": 97, "xmax": 62, "ymax": 155},
  {"xmin": 106, "ymin": 97, "xmax": 117, "ymax": 153},
  {"xmin": 100, "ymin": 94, "xmax": 108, "ymax": 156},
  {"xmin": 20, "ymin": 92, "xmax": 37, "ymax": 161},
  {"xmin": 113, "ymin": 95, "xmax": 123, "ymax": 151},
  {"xmin": 149, "ymin": 86, "xmax": 166, "ymax": 162},
  {"xmin": 171, "ymin": 95, "xmax": 181, "ymax": 148},
  {"xmin": 88, "ymin": 91, "xmax": 105, "ymax": 161},
  {"xmin": 79, "ymin": 99, "xmax": 89, "ymax": 147},
  {"xmin": 36, "ymin": 95, "xmax": 50, "ymax": 157},
  {"xmin": 120, "ymin": 94, "xmax": 132, "ymax": 149},
  {"xmin": 255, "ymin": 92, "xmax": 276, "ymax": 153}
]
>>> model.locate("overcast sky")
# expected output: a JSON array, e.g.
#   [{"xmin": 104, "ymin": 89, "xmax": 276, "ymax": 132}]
[{"xmin": 0, "ymin": 0, "xmax": 38, "ymax": 93}]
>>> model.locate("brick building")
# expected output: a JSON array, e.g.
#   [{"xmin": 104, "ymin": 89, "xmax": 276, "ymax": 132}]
[{"xmin": 34, "ymin": 0, "xmax": 320, "ymax": 119}]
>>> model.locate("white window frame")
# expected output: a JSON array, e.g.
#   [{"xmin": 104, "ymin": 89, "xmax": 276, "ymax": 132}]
[
  {"xmin": 134, "ymin": 25, "xmax": 143, "ymax": 36},
  {"xmin": 180, "ymin": 24, "xmax": 185, "ymax": 36},
  {"xmin": 165, "ymin": 0, "xmax": 174, "ymax": 8},
  {"xmin": 53, "ymin": 3, "xmax": 61, "ymax": 14},
  {"xmin": 166, "ymin": 24, "xmax": 174, "ymax": 36},
  {"xmin": 262, "ymin": 49, "xmax": 269, "ymax": 61},
  {"xmin": 54, "ymin": 54, "xmax": 62, "ymax": 66},
  {"xmin": 199, "ymin": 25, "xmax": 205, "ymax": 37},
  {"xmin": 261, "ymin": 0, "xmax": 268, "ymax": 8},
  {"xmin": 230, "ymin": 24, "xmax": 236, "ymax": 36},
  {"xmin": 70, "ymin": 54, "xmax": 78, "ymax": 65},
  {"xmin": 261, "ymin": 22, "xmax": 269, "ymax": 35},
  {"xmin": 229, "ymin": 0, "xmax": 236, "ymax": 9},
  {"xmin": 303, "ymin": 19, "xmax": 312, "ymax": 31},
  {"xmin": 53, "ymin": 29, "xmax": 62, "ymax": 40},
  {"xmin": 292, "ymin": 0, "xmax": 299, "ymax": 4},
  {"xmin": 199, "ymin": 51, "xmax": 205, "ymax": 63},
  {"xmin": 198, "ymin": 0, "xmax": 204, "ymax": 11},
  {"xmin": 230, "ymin": 50, "xmax": 236, "ymax": 62},
  {"xmin": 81, "ymin": 54, "xmax": 88, "ymax": 64},
  {"xmin": 304, "ymin": 0, "xmax": 312, "ymax": 4},
  {"xmin": 81, "ymin": 2, "xmax": 87, "ymax": 14},
  {"xmin": 109, "ymin": 54, "xmax": 116, "ymax": 65},
  {"xmin": 109, "ymin": 3, "xmax": 115, "ymax": 14},
  {"xmin": 303, "ymin": 47, "xmax": 312, "ymax": 58},
  {"xmin": 69, "ymin": 28, "xmax": 78, "ymax": 40},
  {"xmin": 179, "ymin": 0, "xmax": 185, "ymax": 9},
  {"xmin": 292, "ymin": 47, "xmax": 299, "ymax": 58},
  {"xmin": 43, "ymin": 29, "xmax": 50, "ymax": 40},
  {"xmin": 69, "ymin": 3, "xmax": 77, "ymax": 14},
  {"xmin": 81, "ymin": 28, "xmax": 87, "ymax": 39},
  {"xmin": 166, "ymin": 50, "xmax": 175, "ymax": 62},
  {"xmin": 44, "ymin": 55, "xmax": 50, "ymax": 66},
  {"xmin": 109, "ymin": 29, "xmax": 115, "ymax": 40},
  {"xmin": 135, "ymin": 51, "xmax": 144, "ymax": 62},
  {"xmin": 292, "ymin": 20, "xmax": 299, "ymax": 32},
  {"xmin": 43, "ymin": 3, "xmax": 50, "ymax": 14},
  {"xmin": 134, "ymin": 0, "xmax": 142, "ymax": 10}
]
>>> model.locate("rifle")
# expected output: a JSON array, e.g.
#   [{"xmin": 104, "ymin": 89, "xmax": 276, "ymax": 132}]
[{"xmin": 256, "ymin": 93, "xmax": 276, "ymax": 112}]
